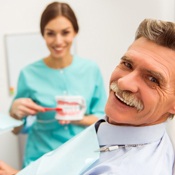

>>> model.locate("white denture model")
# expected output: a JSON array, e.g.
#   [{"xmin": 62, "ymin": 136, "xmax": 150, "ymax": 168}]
[{"xmin": 55, "ymin": 96, "xmax": 86, "ymax": 120}]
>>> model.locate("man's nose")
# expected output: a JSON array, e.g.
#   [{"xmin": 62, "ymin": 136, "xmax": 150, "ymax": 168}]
[{"xmin": 117, "ymin": 71, "xmax": 139, "ymax": 93}]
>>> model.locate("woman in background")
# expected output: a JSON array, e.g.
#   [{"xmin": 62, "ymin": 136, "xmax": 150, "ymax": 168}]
[{"xmin": 10, "ymin": 1, "xmax": 106, "ymax": 167}]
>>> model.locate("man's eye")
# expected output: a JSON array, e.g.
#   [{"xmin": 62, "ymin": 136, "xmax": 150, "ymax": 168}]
[
  {"xmin": 148, "ymin": 76, "xmax": 159, "ymax": 85},
  {"xmin": 123, "ymin": 62, "xmax": 132, "ymax": 69}
]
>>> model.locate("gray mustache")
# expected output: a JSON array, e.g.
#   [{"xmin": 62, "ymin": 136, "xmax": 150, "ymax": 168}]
[{"xmin": 110, "ymin": 82, "xmax": 144, "ymax": 111}]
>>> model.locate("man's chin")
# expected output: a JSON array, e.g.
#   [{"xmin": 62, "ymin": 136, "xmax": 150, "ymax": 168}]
[
  {"xmin": 107, "ymin": 116, "xmax": 136, "ymax": 126},
  {"xmin": 107, "ymin": 116, "xmax": 125, "ymax": 125}
]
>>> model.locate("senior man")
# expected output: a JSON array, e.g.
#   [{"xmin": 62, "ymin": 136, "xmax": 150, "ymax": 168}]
[{"xmin": 1, "ymin": 18, "xmax": 175, "ymax": 175}]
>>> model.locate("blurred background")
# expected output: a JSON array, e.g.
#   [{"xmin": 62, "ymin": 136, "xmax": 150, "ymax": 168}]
[{"xmin": 0, "ymin": 0, "xmax": 174, "ymax": 170}]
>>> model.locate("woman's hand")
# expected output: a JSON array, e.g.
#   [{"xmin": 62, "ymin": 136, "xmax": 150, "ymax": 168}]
[
  {"xmin": 58, "ymin": 115, "xmax": 99, "ymax": 126},
  {"xmin": 0, "ymin": 160, "xmax": 19, "ymax": 175},
  {"xmin": 10, "ymin": 98, "xmax": 45, "ymax": 120},
  {"xmin": 58, "ymin": 120, "xmax": 71, "ymax": 125}
]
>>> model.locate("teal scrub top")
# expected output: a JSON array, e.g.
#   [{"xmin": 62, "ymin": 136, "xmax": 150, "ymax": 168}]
[{"xmin": 14, "ymin": 55, "xmax": 107, "ymax": 167}]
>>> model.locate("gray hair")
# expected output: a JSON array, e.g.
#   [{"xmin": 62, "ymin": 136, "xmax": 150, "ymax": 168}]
[
  {"xmin": 136, "ymin": 19, "xmax": 175, "ymax": 119},
  {"xmin": 135, "ymin": 19, "xmax": 175, "ymax": 51}
]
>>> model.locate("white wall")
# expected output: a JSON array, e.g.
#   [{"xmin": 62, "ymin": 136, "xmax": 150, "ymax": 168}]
[{"xmin": 0, "ymin": 0, "xmax": 174, "ymax": 170}]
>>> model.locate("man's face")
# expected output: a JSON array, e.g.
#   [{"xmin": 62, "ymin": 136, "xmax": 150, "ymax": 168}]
[{"xmin": 105, "ymin": 37, "xmax": 175, "ymax": 126}]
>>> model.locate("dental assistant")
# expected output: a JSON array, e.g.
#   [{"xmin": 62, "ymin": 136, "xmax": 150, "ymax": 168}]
[{"xmin": 9, "ymin": 1, "xmax": 107, "ymax": 167}]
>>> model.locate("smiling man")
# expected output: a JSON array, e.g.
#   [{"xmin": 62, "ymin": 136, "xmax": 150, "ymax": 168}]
[
  {"xmin": 1, "ymin": 18, "xmax": 175, "ymax": 175},
  {"xmin": 83, "ymin": 18, "xmax": 175, "ymax": 175},
  {"xmin": 107, "ymin": 37, "xmax": 175, "ymax": 126}
]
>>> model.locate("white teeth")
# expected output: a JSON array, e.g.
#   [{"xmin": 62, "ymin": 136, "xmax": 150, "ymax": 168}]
[
  {"xmin": 54, "ymin": 47, "xmax": 63, "ymax": 51},
  {"xmin": 111, "ymin": 82, "xmax": 144, "ymax": 111},
  {"xmin": 115, "ymin": 93, "xmax": 134, "ymax": 107}
]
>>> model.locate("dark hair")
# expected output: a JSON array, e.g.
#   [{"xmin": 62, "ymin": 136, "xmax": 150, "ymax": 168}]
[
  {"xmin": 135, "ymin": 18, "xmax": 175, "ymax": 51},
  {"xmin": 40, "ymin": 2, "xmax": 79, "ymax": 36}
]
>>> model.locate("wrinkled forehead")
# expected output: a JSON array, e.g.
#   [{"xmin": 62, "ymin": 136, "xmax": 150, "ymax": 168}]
[
  {"xmin": 128, "ymin": 38, "xmax": 175, "ymax": 64},
  {"xmin": 125, "ymin": 38, "xmax": 175, "ymax": 83}
]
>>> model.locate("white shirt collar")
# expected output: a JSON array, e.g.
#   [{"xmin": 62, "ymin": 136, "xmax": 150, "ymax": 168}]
[{"xmin": 97, "ymin": 121, "xmax": 166, "ymax": 146}]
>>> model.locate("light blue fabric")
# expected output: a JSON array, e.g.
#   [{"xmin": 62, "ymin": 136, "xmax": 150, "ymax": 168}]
[
  {"xmin": 16, "ymin": 121, "xmax": 174, "ymax": 175},
  {"xmin": 17, "ymin": 125, "xmax": 100, "ymax": 175},
  {"xmin": 82, "ymin": 121, "xmax": 174, "ymax": 175},
  {"xmin": 13, "ymin": 55, "xmax": 107, "ymax": 167},
  {"xmin": 0, "ymin": 113, "xmax": 23, "ymax": 134}
]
